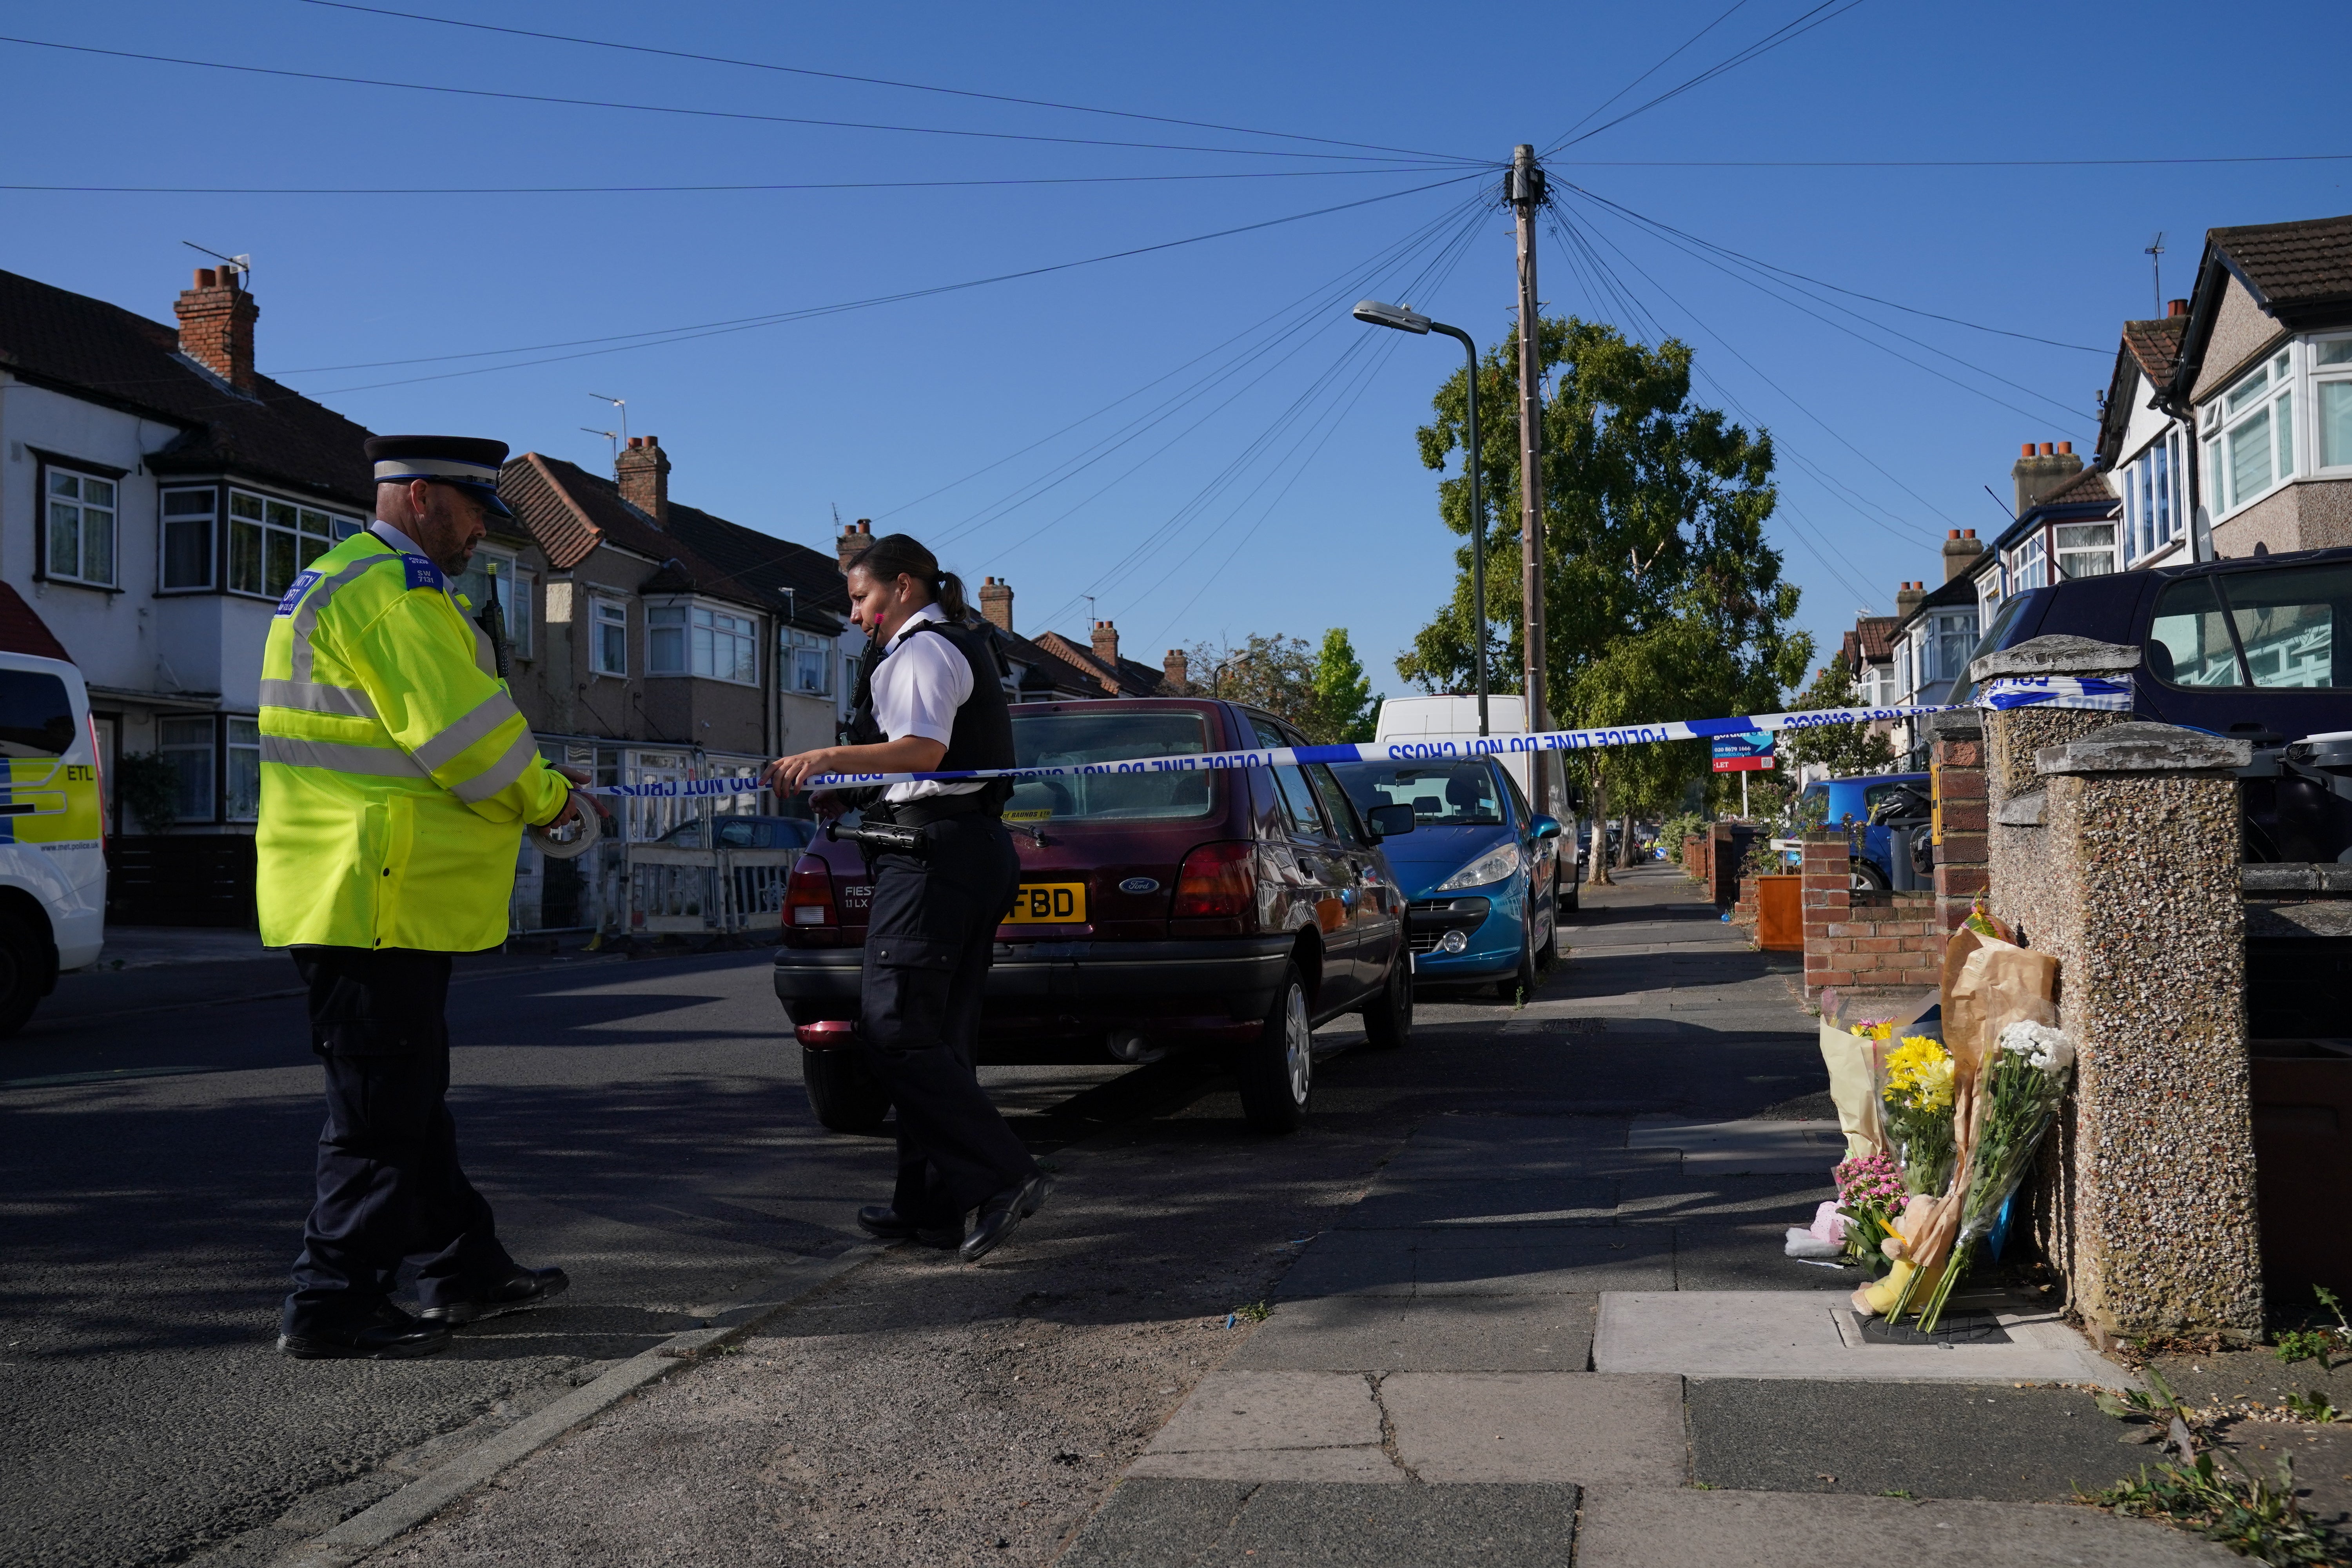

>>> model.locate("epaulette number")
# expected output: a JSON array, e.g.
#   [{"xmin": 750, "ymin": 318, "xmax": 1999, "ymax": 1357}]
[{"xmin": 401, "ymin": 554, "xmax": 446, "ymax": 592}]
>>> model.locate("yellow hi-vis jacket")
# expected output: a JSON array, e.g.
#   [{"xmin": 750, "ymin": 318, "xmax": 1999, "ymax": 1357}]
[{"xmin": 256, "ymin": 529, "xmax": 570, "ymax": 952}]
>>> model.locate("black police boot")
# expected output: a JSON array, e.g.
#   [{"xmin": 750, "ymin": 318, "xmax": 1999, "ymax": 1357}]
[
  {"xmin": 278, "ymin": 1303, "xmax": 452, "ymax": 1361},
  {"xmin": 856, "ymin": 1205, "xmax": 961, "ymax": 1248},
  {"xmin": 959, "ymin": 1174, "xmax": 1051, "ymax": 1263},
  {"xmin": 418, "ymin": 1266, "xmax": 570, "ymax": 1327}
]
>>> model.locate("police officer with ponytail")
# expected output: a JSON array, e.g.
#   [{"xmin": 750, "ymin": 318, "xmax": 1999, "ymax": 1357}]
[{"xmin": 763, "ymin": 534, "xmax": 1048, "ymax": 1261}]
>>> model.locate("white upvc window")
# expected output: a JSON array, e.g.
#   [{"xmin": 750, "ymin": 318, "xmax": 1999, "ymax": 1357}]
[
  {"xmin": 157, "ymin": 715, "xmax": 215, "ymax": 822},
  {"xmin": 592, "ymin": 597, "xmax": 628, "ymax": 676},
  {"xmin": 648, "ymin": 601, "xmax": 759, "ymax": 684},
  {"xmin": 2204, "ymin": 347, "xmax": 2296, "ymax": 518},
  {"xmin": 2010, "ymin": 534, "xmax": 2047, "ymax": 592},
  {"xmin": 784, "ymin": 626, "xmax": 833, "ymax": 696},
  {"xmin": 226, "ymin": 717, "xmax": 260, "ymax": 822},
  {"xmin": 2055, "ymin": 519, "xmax": 2118, "ymax": 580},
  {"xmin": 227, "ymin": 488, "xmax": 361, "ymax": 599},
  {"xmin": 160, "ymin": 487, "xmax": 216, "ymax": 590},
  {"xmin": 2122, "ymin": 427, "xmax": 2190, "ymax": 564},
  {"xmin": 44, "ymin": 464, "xmax": 118, "ymax": 588},
  {"xmin": 2316, "ymin": 334, "xmax": 2352, "ymax": 473}
]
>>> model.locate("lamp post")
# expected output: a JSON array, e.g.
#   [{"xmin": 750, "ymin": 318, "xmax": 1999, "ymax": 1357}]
[{"xmin": 1354, "ymin": 299, "xmax": 1487, "ymax": 737}]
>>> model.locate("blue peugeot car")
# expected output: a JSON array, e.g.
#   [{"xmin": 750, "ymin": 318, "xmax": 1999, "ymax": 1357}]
[
  {"xmin": 1797, "ymin": 771, "xmax": 1932, "ymax": 891},
  {"xmin": 1334, "ymin": 758, "xmax": 1564, "ymax": 1000}
]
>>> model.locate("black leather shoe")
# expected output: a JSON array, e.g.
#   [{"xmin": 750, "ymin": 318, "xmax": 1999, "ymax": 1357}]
[
  {"xmin": 417, "ymin": 1267, "xmax": 570, "ymax": 1326},
  {"xmin": 278, "ymin": 1306, "xmax": 451, "ymax": 1360},
  {"xmin": 857, "ymin": 1205, "xmax": 961, "ymax": 1248},
  {"xmin": 959, "ymin": 1174, "xmax": 1051, "ymax": 1263}
]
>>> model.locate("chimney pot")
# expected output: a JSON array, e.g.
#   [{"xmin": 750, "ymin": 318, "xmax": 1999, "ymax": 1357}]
[
  {"xmin": 2168, "ymin": 298, "xmax": 2189, "ymax": 317},
  {"xmin": 2021, "ymin": 443, "xmax": 2035, "ymax": 457},
  {"xmin": 2038, "ymin": 442, "xmax": 2053, "ymax": 456},
  {"xmin": 615, "ymin": 433, "xmax": 671, "ymax": 527},
  {"xmin": 195, "ymin": 267, "xmax": 215, "ymax": 289},
  {"xmin": 2058, "ymin": 440, "xmax": 2073, "ymax": 455}
]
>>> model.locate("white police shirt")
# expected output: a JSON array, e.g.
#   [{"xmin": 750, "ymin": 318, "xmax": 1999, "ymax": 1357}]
[{"xmin": 872, "ymin": 603, "xmax": 981, "ymax": 804}]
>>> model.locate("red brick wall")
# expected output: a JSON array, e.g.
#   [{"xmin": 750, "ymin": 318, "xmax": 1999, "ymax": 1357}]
[
  {"xmin": 1931, "ymin": 728, "xmax": 1987, "ymax": 934},
  {"xmin": 1801, "ymin": 832, "xmax": 1942, "ymax": 996}
]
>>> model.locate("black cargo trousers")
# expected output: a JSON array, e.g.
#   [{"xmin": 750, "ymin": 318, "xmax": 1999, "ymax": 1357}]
[
  {"xmin": 858, "ymin": 812, "xmax": 1041, "ymax": 1227},
  {"xmin": 282, "ymin": 947, "xmax": 518, "ymax": 1334}
]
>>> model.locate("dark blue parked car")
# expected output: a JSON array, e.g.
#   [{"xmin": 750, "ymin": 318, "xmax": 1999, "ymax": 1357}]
[
  {"xmin": 1798, "ymin": 772, "xmax": 1933, "ymax": 892},
  {"xmin": 1333, "ymin": 758, "xmax": 1564, "ymax": 999}
]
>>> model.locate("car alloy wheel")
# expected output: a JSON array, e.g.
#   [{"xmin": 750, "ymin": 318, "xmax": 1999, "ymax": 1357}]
[{"xmin": 1236, "ymin": 964, "xmax": 1313, "ymax": 1134}]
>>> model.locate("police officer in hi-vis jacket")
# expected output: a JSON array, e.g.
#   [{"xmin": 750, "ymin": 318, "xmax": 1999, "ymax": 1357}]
[{"xmin": 260, "ymin": 435, "xmax": 583, "ymax": 1359}]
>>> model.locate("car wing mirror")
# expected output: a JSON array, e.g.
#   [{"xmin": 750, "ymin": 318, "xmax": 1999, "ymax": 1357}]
[
  {"xmin": 1529, "ymin": 813, "xmax": 1563, "ymax": 841},
  {"xmin": 1364, "ymin": 803, "xmax": 1416, "ymax": 841}
]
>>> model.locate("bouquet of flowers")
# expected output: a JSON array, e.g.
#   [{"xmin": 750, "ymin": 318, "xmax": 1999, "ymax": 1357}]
[
  {"xmin": 1904, "ymin": 1021, "xmax": 2074, "ymax": 1331},
  {"xmin": 1880, "ymin": 1034, "xmax": 1956, "ymax": 1196},
  {"xmin": 1832, "ymin": 1152, "xmax": 1906, "ymax": 1276}
]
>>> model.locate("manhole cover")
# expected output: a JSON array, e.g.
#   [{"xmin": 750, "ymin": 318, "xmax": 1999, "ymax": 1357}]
[{"xmin": 1860, "ymin": 1313, "xmax": 2011, "ymax": 1346}]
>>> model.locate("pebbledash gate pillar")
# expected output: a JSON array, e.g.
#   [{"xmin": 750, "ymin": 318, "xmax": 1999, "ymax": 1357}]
[{"xmin": 1976, "ymin": 635, "xmax": 2262, "ymax": 1343}]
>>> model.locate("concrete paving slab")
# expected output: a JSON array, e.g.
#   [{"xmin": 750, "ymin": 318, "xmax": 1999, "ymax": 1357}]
[
  {"xmin": 1592, "ymin": 1292, "xmax": 2131, "ymax": 1384},
  {"xmin": 1615, "ymin": 1173, "xmax": 1831, "ymax": 1226},
  {"xmin": 1625, "ymin": 1118, "xmax": 1844, "ymax": 1173},
  {"xmin": 1688, "ymin": 1379, "xmax": 2139, "ymax": 1501},
  {"xmin": 1336, "ymin": 1177, "xmax": 1620, "ymax": 1229},
  {"xmin": 1228, "ymin": 1294, "xmax": 1597, "ymax": 1374},
  {"xmin": 1570, "ymin": 1486, "xmax": 2244, "ymax": 1566},
  {"xmin": 1369, "ymin": 1143, "xmax": 1672, "ymax": 1186},
  {"xmin": 1126, "ymin": 1446, "xmax": 1401, "ymax": 1483},
  {"xmin": 1385, "ymin": 1373, "xmax": 1686, "ymax": 1486},
  {"xmin": 1413, "ymin": 1232, "xmax": 1677, "ymax": 1296},
  {"xmin": 1061, "ymin": 1479, "xmax": 1584, "ymax": 1568},
  {"xmin": 1141, "ymin": 1371, "xmax": 1383, "ymax": 1456}
]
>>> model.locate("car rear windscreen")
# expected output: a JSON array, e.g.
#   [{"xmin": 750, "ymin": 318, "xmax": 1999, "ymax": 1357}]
[
  {"xmin": 2152, "ymin": 563, "xmax": 2352, "ymax": 689},
  {"xmin": 1006, "ymin": 710, "xmax": 1216, "ymax": 822},
  {"xmin": 0, "ymin": 670, "xmax": 74, "ymax": 758},
  {"xmin": 1334, "ymin": 762, "xmax": 1503, "ymax": 827}
]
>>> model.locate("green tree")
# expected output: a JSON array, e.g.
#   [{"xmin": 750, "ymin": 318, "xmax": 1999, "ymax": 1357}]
[
  {"xmin": 1396, "ymin": 318, "xmax": 1811, "ymax": 882},
  {"xmin": 1182, "ymin": 634, "xmax": 1319, "ymax": 734},
  {"xmin": 1310, "ymin": 628, "xmax": 1378, "ymax": 743},
  {"xmin": 1776, "ymin": 650, "xmax": 1897, "ymax": 780}
]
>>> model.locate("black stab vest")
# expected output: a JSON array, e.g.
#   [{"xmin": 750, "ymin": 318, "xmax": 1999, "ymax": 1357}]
[{"xmin": 848, "ymin": 618, "xmax": 1015, "ymax": 813}]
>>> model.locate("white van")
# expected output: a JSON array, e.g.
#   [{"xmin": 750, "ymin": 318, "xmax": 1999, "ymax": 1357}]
[
  {"xmin": 1374, "ymin": 694, "xmax": 1534, "ymax": 802},
  {"xmin": 0, "ymin": 651, "xmax": 106, "ymax": 1034}
]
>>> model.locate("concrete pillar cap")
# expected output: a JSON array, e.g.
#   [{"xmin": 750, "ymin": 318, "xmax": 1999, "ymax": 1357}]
[
  {"xmin": 1970, "ymin": 634, "xmax": 2141, "ymax": 685},
  {"xmin": 1924, "ymin": 709, "xmax": 1984, "ymax": 741},
  {"xmin": 2034, "ymin": 721, "xmax": 2251, "ymax": 776}
]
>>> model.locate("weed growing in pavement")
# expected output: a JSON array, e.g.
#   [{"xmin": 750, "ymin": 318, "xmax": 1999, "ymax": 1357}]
[
  {"xmin": 1230, "ymin": 1301, "xmax": 1271, "ymax": 1324},
  {"xmin": 2274, "ymin": 1288, "xmax": 2351, "ymax": 1371},
  {"xmin": 2281, "ymin": 1392, "xmax": 2345, "ymax": 1424},
  {"xmin": 2083, "ymin": 1452, "xmax": 2348, "ymax": 1566},
  {"xmin": 2096, "ymin": 1367, "xmax": 2207, "ymax": 1451},
  {"xmin": 1878, "ymin": 1489, "xmax": 1915, "ymax": 1499}
]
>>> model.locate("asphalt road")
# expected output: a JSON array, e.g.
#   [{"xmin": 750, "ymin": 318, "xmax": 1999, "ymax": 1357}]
[
  {"xmin": 0, "ymin": 942, "xmax": 1137, "ymax": 1568},
  {"xmin": 2, "ymin": 873, "xmax": 1830, "ymax": 1568}
]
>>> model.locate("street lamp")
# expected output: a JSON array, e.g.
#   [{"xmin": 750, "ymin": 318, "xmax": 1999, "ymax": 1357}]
[{"xmin": 1354, "ymin": 299, "xmax": 1487, "ymax": 737}]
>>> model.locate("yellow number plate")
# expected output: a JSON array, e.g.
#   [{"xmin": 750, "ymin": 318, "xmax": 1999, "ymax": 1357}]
[{"xmin": 1005, "ymin": 882, "xmax": 1087, "ymax": 924}]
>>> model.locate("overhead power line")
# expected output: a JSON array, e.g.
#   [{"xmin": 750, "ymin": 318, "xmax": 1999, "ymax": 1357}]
[
  {"xmin": 1548, "ymin": 0, "xmax": 1757, "ymax": 150},
  {"xmin": 294, "ymin": 174, "xmax": 1487, "ymax": 392},
  {"xmin": 1549, "ymin": 0, "xmax": 1870, "ymax": 152},
  {"xmin": 0, "ymin": 34, "xmax": 1466, "ymax": 165},
  {"xmin": 0, "ymin": 167, "xmax": 1445, "ymax": 196},
  {"xmin": 298, "ymin": 0, "xmax": 1490, "ymax": 167},
  {"xmin": 1550, "ymin": 152, "xmax": 2352, "ymax": 168}
]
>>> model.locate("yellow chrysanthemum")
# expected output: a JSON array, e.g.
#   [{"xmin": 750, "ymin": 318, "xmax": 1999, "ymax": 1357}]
[
  {"xmin": 1847, "ymin": 1019, "xmax": 1894, "ymax": 1040},
  {"xmin": 1883, "ymin": 1035, "xmax": 1954, "ymax": 1112}
]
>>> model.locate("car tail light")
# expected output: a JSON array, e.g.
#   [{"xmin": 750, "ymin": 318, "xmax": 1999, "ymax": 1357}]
[
  {"xmin": 786, "ymin": 855, "xmax": 836, "ymax": 926},
  {"xmin": 1174, "ymin": 841, "xmax": 1255, "ymax": 920},
  {"xmin": 796, "ymin": 1019, "xmax": 858, "ymax": 1049},
  {"xmin": 87, "ymin": 712, "xmax": 107, "ymax": 853}
]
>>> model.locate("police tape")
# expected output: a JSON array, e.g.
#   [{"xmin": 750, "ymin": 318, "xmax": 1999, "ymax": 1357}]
[
  {"xmin": 1976, "ymin": 674, "xmax": 2133, "ymax": 712},
  {"xmin": 584, "ymin": 700, "xmax": 1958, "ymax": 797}
]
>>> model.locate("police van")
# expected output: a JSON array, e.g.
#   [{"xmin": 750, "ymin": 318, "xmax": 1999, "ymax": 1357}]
[{"xmin": 0, "ymin": 650, "xmax": 105, "ymax": 1035}]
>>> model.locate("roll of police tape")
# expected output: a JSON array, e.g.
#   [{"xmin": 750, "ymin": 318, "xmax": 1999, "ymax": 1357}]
[{"xmin": 585, "ymin": 700, "xmax": 1952, "ymax": 797}]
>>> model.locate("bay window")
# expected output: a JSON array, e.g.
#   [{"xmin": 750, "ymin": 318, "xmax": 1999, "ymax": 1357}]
[
  {"xmin": 2054, "ymin": 521, "xmax": 2117, "ymax": 579},
  {"xmin": 161, "ymin": 488, "xmax": 216, "ymax": 589},
  {"xmin": 2205, "ymin": 349, "xmax": 2296, "ymax": 516},
  {"xmin": 785, "ymin": 627, "xmax": 833, "ymax": 696},
  {"xmin": 2010, "ymin": 534, "xmax": 2047, "ymax": 592},
  {"xmin": 2318, "ymin": 335, "xmax": 2352, "ymax": 472},
  {"xmin": 2122, "ymin": 428, "xmax": 2189, "ymax": 563},
  {"xmin": 228, "ymin": 489, "xmax": 360, "ymax": 599},
  {"xmin": 648, "ymin": 602, "xmax": 758, "ymax": 684},
  {"xmin": 226, "ymin": 718, "xmax": 260, "ymax": 822},
  {"xmin": 157, "ymin": 716, "xmax": 215, "ymax": 822}
]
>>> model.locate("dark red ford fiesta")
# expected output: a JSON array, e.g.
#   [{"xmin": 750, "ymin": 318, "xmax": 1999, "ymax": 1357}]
[{"xmin": 772, "ymin": 697, "xmax": 1420, "ymax": 1135}]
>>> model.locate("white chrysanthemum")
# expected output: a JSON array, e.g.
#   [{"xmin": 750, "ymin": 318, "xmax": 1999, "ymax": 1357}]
[{"xmin": 1998, "ymin": 1020, "xmax": 2074, "ymax": 1075}]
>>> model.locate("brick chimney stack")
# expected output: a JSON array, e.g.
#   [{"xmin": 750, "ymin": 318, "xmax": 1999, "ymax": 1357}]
[
  {"xmin": 1895, "ymin": 580, "xmax": 1927, "ymax": 622},
  {"xmin": 836, "ymin": 517, "xmax": 873, "ymax": 574},
  {"xmin": 2011, "ymin": 439, "xmax": 2083, "ymax": 516},
  {"xmin": 174, "ymin": 265, "xmax": 259, "ymax": 394},
  {"xmin": 1162, "ymin": 648, "xmax": 1189, "ymax": 691},
  {"xmin": 1091, "ymin": 620, "xmax": 1121, "ymax": 668},
  {"xmin": 979, "ymin": 576, "xmax": 1014, "ymax": 633},
  {"xmin": 1940, "ymin": 526, "xmax": 1984, "ymax": 582},
  {"xmin": 616, "ymin": 435, "xmax": 670, "ymax": 527}
]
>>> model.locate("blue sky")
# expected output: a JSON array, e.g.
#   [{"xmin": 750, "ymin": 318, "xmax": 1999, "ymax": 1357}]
[{"xmin": 6, "ymin": 0, "xmax": 2347, "ymax": 702}]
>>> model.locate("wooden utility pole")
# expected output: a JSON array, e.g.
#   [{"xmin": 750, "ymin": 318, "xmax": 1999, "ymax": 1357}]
[{"xmin": 1509, "ymin": 145, "xmax": 1549, "ymax": 817}]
